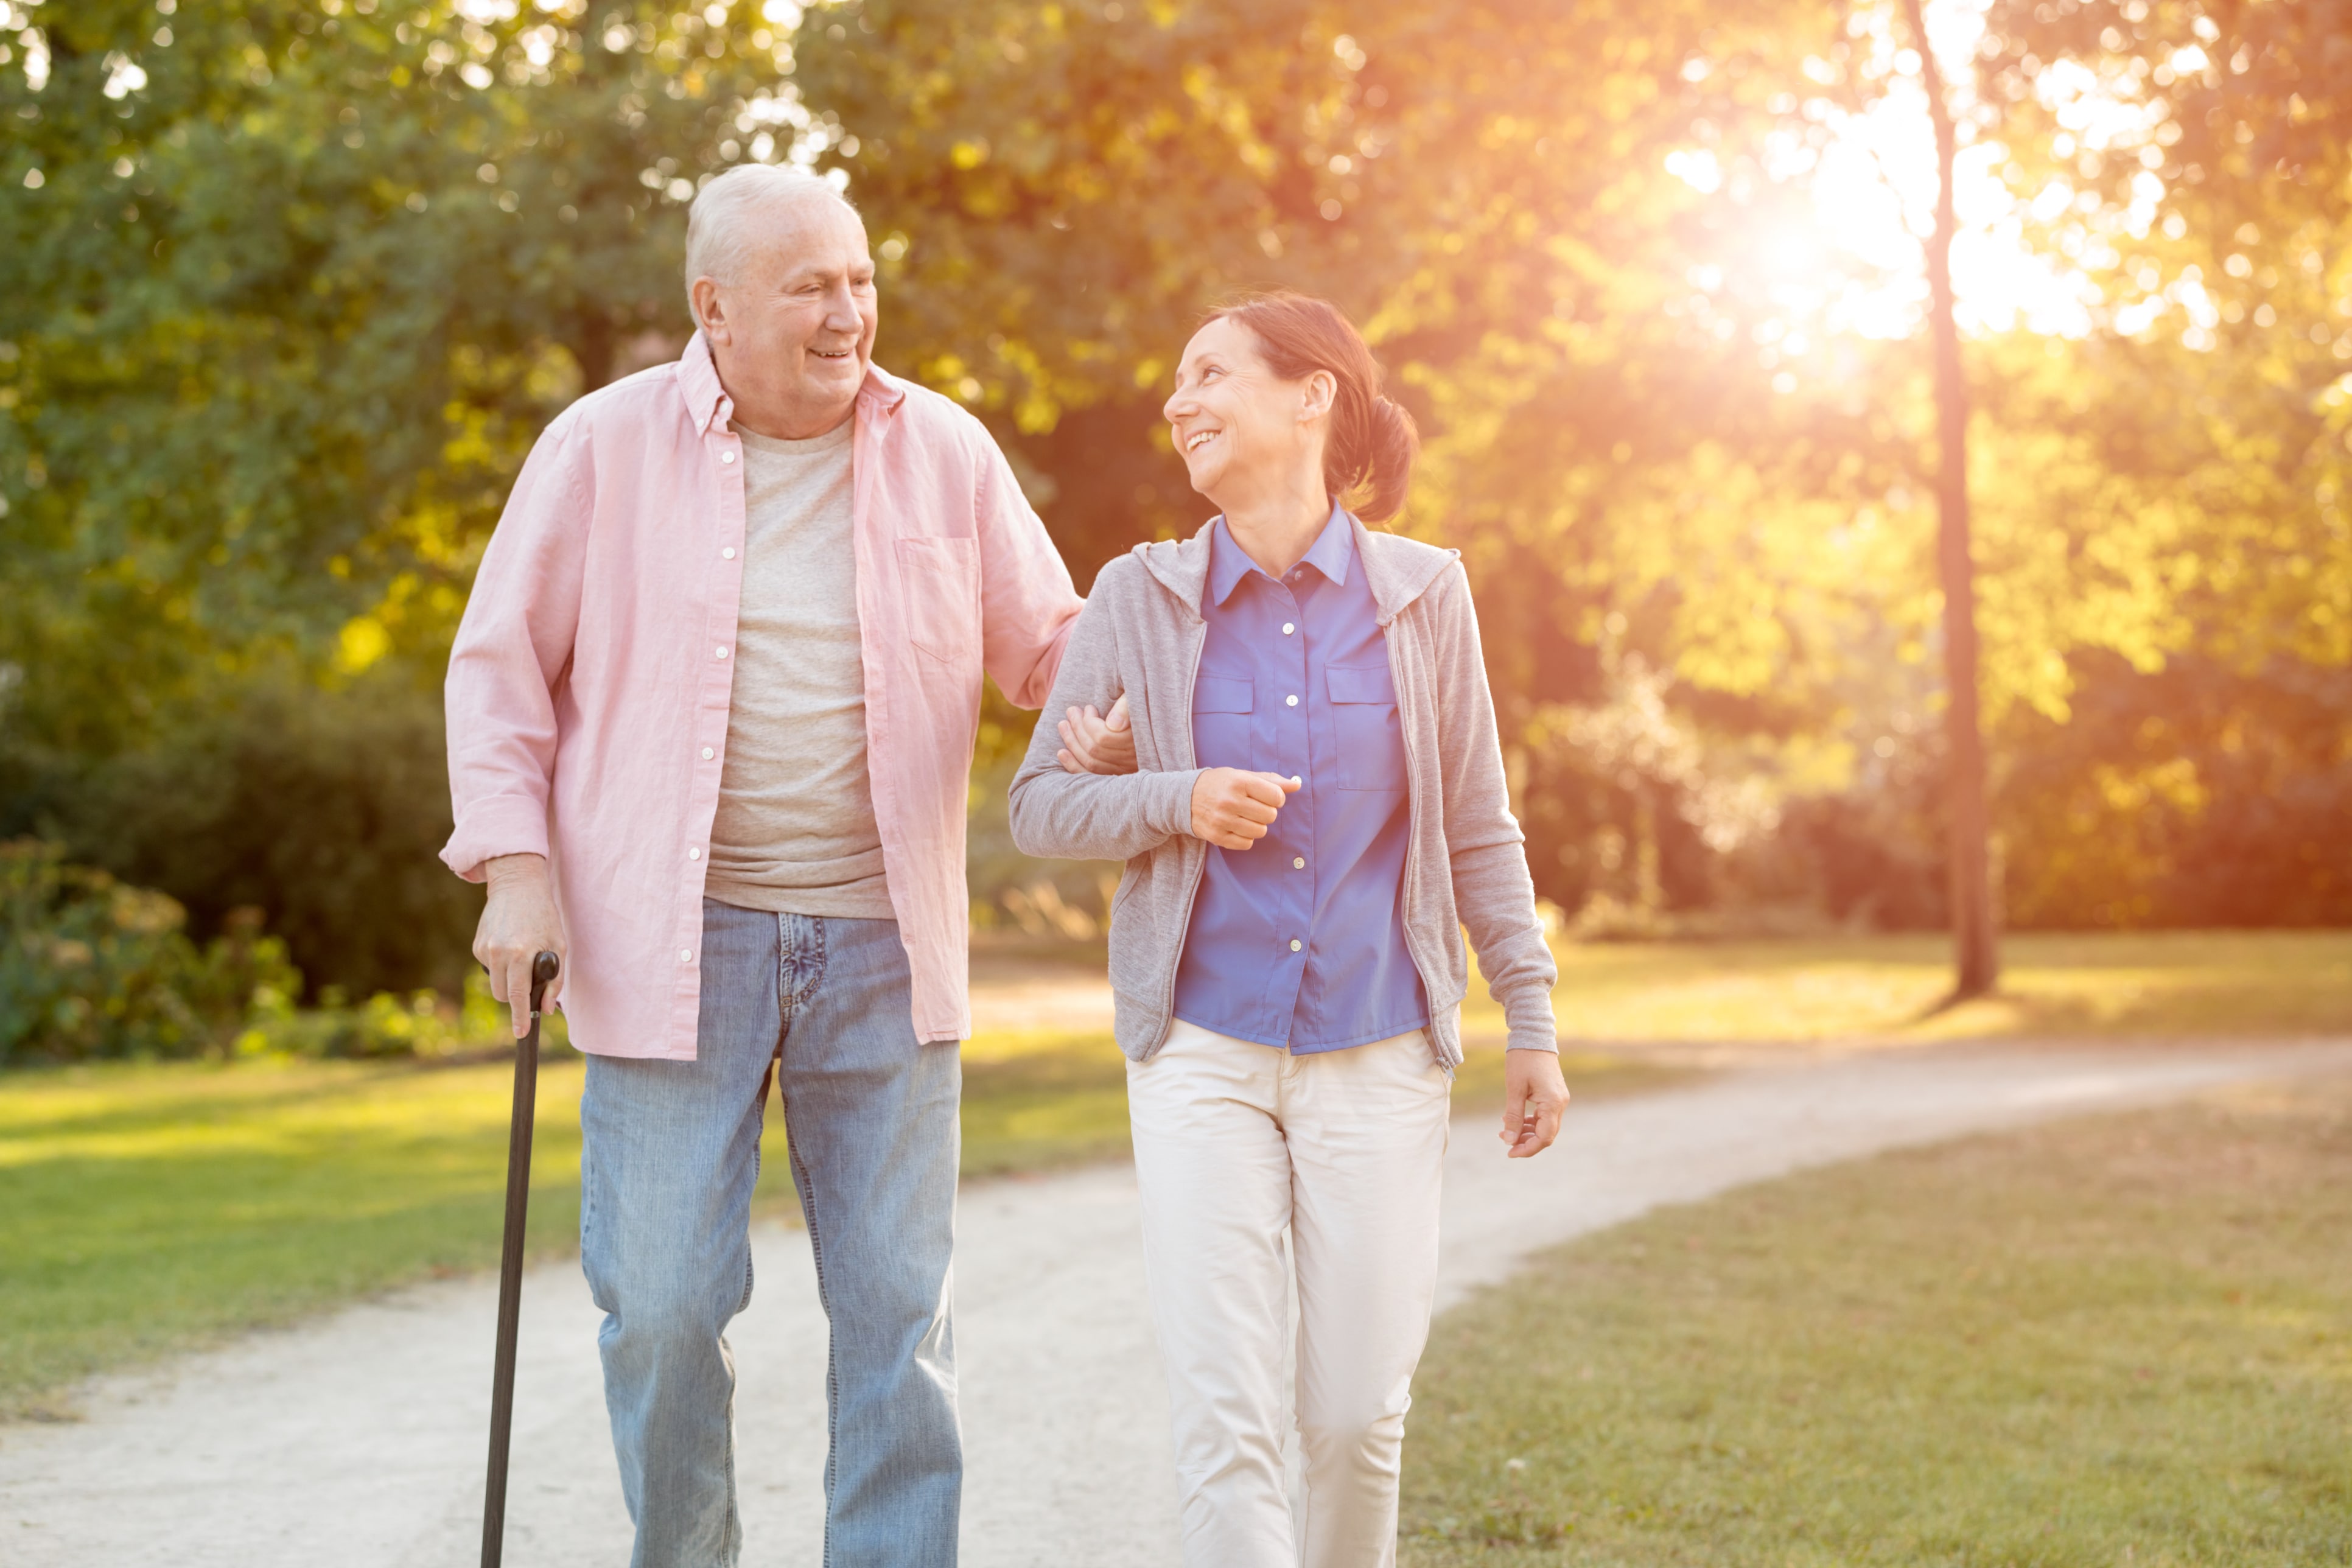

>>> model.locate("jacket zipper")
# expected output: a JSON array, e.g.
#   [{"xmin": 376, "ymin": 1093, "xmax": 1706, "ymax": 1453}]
[
  {"xmin": 1385, "ymin": 609, "xmax": 1457, "ymax": 1069},
  {"xmin": 1149, "ymin": 617, "xmax": 1213, "ymax": 1058}
]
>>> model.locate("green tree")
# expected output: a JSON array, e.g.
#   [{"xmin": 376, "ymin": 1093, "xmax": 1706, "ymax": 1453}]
[
  {"xmin": 0, "ymin": 0, "xmax": 793, "ymax": 747},
  {"xmin": 6, "ymin": 0, "xmax": 2347, "ymax": 996}
]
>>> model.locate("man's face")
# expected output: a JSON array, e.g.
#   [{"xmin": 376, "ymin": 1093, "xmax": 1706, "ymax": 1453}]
[{"xmin": 695, "ymin": 196, "xmax": 878, "ymax": 438}]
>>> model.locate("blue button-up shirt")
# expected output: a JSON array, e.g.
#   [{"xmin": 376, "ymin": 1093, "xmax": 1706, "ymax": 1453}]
[{"xmin": 1171, "ymin": 506, "xmax": 1429, "ymax": 1054}]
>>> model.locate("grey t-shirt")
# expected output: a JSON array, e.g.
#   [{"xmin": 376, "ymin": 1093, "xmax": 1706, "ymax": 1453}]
[{"xmin": 703, "ymin": 418, "xmax": 894, "ymax": 920}]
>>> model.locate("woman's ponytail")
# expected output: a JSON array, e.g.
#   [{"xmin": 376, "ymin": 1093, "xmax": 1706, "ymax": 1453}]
[{"xmin": 1359, "ymin": 394, "xmax": 1419, "ymax": 524}]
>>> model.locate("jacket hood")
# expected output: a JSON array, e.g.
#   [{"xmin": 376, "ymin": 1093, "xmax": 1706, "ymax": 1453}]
[{"xmin": 1132, "ymin": 514, "xmax": 1459, "ymax": 628}]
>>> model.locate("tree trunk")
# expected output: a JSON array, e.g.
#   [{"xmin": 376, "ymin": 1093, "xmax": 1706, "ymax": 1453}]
[
  {"xmin": 571, "ymin": 309, "xmax": 616, "ymax": 392},
  {"xmin": 1899, "ymin": 0, "xmax": 1998, "ymax": 999}
]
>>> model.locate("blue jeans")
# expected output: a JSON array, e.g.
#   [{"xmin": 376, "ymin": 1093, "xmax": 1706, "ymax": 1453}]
[{"xmin": 580, "ymin": 903, "xmax": 963, "ymax": 1567}]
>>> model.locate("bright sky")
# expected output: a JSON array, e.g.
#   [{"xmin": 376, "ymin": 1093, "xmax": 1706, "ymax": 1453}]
[{"xmin": 1667, "ymin": 0, "xmax": 2199, "ymax": 347}]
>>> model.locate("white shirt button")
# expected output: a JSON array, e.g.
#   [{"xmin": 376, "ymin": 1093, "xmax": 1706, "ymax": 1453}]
[
  {"xmin": 1289, "ymin": 939, "xmax": 1303, "ymax": 953},
  {"xmin": 716, "ymin": 646, "xmax": 730, "ymax": 659},
  {"xmin": 688, "ymin": 847, "xmax": 701, "ymax": 860},
  {"xmin": 1283, "ymin": 623, "xmax": 1295, "ymax": 635},
  {"xmin": 1293, "ymin": 856, "xmax": 1306, "ymax": 869},
  {"xmin": 1286, "ymin": 694, "xmax": 1298, "ymax": 707},
  {"xmin": 722, "ymin": 547, "xmax": 737, "ymax": 559},
  {"xmin": 701, "ymin": 746, "xmax": 715, "ymax": 760},
  {"xmin": 720, "ymin": 450, "xmax": 736, "ymax": 464},
  {"xmin": 680, "ymin": 949, "xmax": 694, "ymax": 962}
]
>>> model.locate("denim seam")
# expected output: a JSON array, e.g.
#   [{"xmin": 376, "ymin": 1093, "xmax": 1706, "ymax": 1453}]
[
  {"xmin": 787, "ymin": 1129, "xmax": 843, "ymax": 1568},
  {"xmin": 578, "ymin": 1132, "xmax": 595, "ymax": 1263},
  {"xmin": 721, "ymin": 1405, "xmax": 743, "ymax": 1563}
]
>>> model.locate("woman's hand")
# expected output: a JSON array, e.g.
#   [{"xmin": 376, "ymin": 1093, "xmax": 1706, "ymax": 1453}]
[
  {"xmin": 1189, "ymin": 768, "xmax": 1300, "ymax": 850},
  {"xmin": 1499, "ymin": 1049, "xmax": 1570, "ymax": 1158}
]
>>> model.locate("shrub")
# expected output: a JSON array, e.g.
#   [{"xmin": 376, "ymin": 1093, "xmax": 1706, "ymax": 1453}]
[
  {"xmin": 1, "ymin": 668, "xmax": 483, "ymax": 1001},
  {"xmin": 235, "ymin": 969, "xmax": 560, "ymax": 1060},
  {"xmin": 0, "ymin": 840, "xmax": 301, "ymax": 1064}
]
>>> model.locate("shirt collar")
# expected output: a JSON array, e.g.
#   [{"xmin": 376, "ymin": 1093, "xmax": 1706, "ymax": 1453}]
[
  {"xmin": 1207, "ymin": 500, "xmax": 1355, "ymax": 607},
  {"xmin": 678, "ymin": 330, "xmax": 730, "ymax": 435},
  {"xmin": 677, "ymin": 330, "xmax": 909, "ymax": 436}
]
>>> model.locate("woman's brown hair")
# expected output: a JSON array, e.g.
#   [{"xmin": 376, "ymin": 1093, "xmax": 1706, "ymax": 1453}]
[{"xmin": 1205, "ymin": 292, "xmax": 1419, "ymax": 523}]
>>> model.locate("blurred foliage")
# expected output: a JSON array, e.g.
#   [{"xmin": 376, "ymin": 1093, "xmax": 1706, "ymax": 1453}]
[
  {"xmin": 0, "ymin": 837, "xmax": 298, "ymax": 1062},
  {"xmin": 2000, "ymin": 650, "xmax": 2352, "ymax": 926},
  {"xmin": 0, "ymin": 0, "xmax": 2345, "ymax": 998},
  {"xmin": 241, "ymin": 965, "xmax": 565, "ymax": 1057},
  {"xmin": 0, "ymin": 0, "xmax": 788, "ymax": 751},
  {"xmin": 0, "ymin": 832, "xmax": 541, "ymax": 1060},
  {"xmin": 1, "ymin": 666, "xmax": 481, "ymax": 998}
]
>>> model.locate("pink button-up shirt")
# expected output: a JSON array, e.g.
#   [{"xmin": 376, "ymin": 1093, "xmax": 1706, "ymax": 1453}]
[{"xmin": 441, "ymin": 334, "xmax": 1080, "ymax": 1059}]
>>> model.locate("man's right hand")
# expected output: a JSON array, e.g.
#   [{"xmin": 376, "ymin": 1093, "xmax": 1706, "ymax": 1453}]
[
  {"xmin": 1189, "ymin": 768, "xmax": 1301, "ymax": 851},
  {"xmin": 474, "ymin": 853, "xmax": 569, "ymax": 1038}
]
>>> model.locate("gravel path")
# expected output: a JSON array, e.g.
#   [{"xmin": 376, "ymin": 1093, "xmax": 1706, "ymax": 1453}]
[{"xmin": 6, "ymin": 1040, "xmax": 2347, "ymax": 1567}]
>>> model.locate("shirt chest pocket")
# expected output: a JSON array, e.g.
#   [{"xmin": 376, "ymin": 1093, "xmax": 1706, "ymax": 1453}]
[
  {"xmin": 1192, "ymin": 674, "xmax": 1255, "ymax": 772},
  {"xmin": 1326, "ymin": 662, "xmax": 1405, "ymax": 791},
  {"xmin": 895, "ymin": 536, "xmax": 980, "ymax": 664}
]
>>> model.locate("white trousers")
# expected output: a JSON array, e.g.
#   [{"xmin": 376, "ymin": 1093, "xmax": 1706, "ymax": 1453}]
[{"xmin": 1127, "ymin": 1020, "xmax": 1451, "ymax": 1568}]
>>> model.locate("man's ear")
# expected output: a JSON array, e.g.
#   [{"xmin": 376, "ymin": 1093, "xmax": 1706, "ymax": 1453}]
[{"xmin": 690, "ymin": 276, "xmax": 729, "ymax": 345}]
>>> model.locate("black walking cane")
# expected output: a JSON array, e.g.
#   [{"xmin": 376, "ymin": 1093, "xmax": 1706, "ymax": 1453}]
[{"xmin": 481, "ymin": 950, "xmax": 560, "ymax": 1568}]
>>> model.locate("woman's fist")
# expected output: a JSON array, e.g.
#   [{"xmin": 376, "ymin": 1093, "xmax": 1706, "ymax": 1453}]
[{"xmin": 1189, "ymin": 768, "xmax": 1301, "ymax": 851}]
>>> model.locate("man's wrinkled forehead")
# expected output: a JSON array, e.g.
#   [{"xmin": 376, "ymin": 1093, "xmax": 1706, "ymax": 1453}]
[{"xmin": 749, "ymin": 201, "xmax": 871, "ymax": 287}]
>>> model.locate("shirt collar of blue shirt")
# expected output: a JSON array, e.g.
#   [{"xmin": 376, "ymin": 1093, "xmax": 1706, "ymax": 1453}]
[{"xmin": 1207, "ymin": 501, "xmax": 1355, "ymax": 608}]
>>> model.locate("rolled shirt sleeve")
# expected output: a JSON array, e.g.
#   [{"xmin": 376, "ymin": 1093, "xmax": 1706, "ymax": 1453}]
[{"xmin": 440, "ymin": 410, "xmax": 591, "ymax": 883}]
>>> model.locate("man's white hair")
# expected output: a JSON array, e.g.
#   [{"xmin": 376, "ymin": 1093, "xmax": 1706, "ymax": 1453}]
[{"xmin": 683, "ymin": 165, "xmax": 860, "ymax": 301}]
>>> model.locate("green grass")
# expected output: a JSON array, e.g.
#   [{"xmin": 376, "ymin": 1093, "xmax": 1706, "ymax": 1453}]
[
  {"xmin": 0, "ymin": 1024, "xmax": 1675, "ymax": 1420},
  {"xmin": 6, "ymin": 929, "xmax": 2343, "ymax": 1424},
  {"xmin": 1402, "ymin": 1076, "xmax": 2352, "ymax": 1566},
  {"xmin": 957, "ymin": 1026, "xmax": 1134, "ymax": 1176},
  {"xmin": 1458, "ymin": 929, "xmax": 2352, "ymax": 1049},
  {"xmin": 0, "ymin": 1054, "xmax": 594, "ymax": 1420},
  {"xmin": 0, "ymin": 1025, "xmax": 1149, "ymax": 1418}
]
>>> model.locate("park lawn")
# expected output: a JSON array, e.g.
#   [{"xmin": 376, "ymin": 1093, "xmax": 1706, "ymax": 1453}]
[
  {"xmin": 0, "ymin": 1052, "xmax": 595, "ymax": 1422},
  {"xmin": 1401, "ymin": 1076, "xmax": 2352, "ymax": 1567},
  {"xmin": 0, "ymin": 1024, "xmax": 1675, "ymax": 1419},
  {"xmin": 0, "ymin": 1024, "xmax": 1135, "ymax": 1419},
  {"xmin": 0, "ymin": 1024, "xmax": 1674, "ymax": 1419},
  {"xmin": 5, "ymin": 929, "xmax": 2340, "ymax": 1421},
  {"xmin": 1457, "ymin": 928, "xmax": 2352, "ymax": 1049}
]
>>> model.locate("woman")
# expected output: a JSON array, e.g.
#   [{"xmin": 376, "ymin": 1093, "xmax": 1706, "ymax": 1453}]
[{"xmin": 1009, "ymin": 293, "xmax": 1567, "ymax": 1567}]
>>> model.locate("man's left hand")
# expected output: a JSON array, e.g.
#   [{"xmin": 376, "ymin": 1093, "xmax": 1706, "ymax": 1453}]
[{"xmin": 1057, "ymin": 693, "xmax": 1138, "ymax": 775}]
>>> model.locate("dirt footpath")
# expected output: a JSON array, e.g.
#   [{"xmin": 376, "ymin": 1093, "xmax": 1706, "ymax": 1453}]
[{"xmin": 5, "ymin": 1040, "xmax": 2347, "ymax": 1567}]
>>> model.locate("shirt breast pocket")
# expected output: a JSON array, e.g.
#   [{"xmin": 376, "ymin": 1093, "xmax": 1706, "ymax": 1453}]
[
  {"xmin": 1326, "ymin": 662, "xmax": 1405, "ymax": 791},
  {"xmin": 896, "ymin": 536, "xmax": 980, "ymax": 664},
  {"xmin": 1192, "ymin": 674, "xmax": 1255, "ymax": 771}
]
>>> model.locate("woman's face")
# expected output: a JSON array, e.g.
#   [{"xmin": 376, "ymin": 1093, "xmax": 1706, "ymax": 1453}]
[{"xmin": 1163, "ymin": 316, "xmax": 1328, "ymax": 510}]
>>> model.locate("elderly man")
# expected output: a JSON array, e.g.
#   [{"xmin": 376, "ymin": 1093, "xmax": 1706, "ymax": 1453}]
[{"xmin": 442, "ymin": 165, "xmax": 1127, "ymax": 1567}]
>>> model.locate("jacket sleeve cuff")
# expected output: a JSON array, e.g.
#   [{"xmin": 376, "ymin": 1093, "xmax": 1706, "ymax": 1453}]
[
  {"xmin": 441, "ymin": 794, "xmax": 550, "ymax": 883},
  {"xmin": 1500, "ymin": 992, "xmax": 1561, "ymax": 1052},
  {"xmin": 1143, "ymin": 769, "xmax": 1204, "ymax": 840}
]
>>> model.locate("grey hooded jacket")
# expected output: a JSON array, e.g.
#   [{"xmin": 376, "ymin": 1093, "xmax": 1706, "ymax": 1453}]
[{"xmin": 1007, "ymin": 515, "xmax": 1558, "ymax": 1068}]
